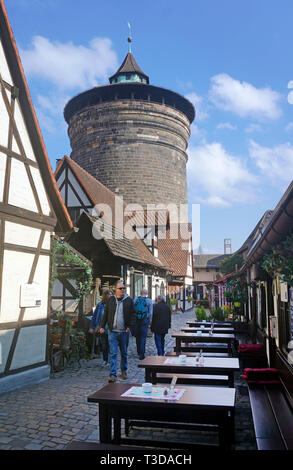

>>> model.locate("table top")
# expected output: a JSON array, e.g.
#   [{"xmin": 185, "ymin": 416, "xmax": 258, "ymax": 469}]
[
  {"xmin": 181, "ymin": 327, "xmax": 234, "ymax": 333},
  {"xmin": 138, "ymin": 355, "xmax": 239, "ymax": 371},
  {"xmin": 172, "ymin": 332, "xmax": 235, "ymax": 339},
  {"xmin": 87, "ymin": 382, "xmax": 236, "ymax": 409}
]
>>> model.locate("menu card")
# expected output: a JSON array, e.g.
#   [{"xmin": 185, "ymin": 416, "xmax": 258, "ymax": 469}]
[{"xmin": 121, "ymin": 386, "xmax": 185, "ymax": 401}]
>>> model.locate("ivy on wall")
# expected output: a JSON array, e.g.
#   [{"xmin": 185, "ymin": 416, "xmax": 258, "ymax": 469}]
[
  {"xmin": 261, "ymin": 233, "xmax": 293, "ymax": 286},
  {"xmin": 50, "ymin": 238, "xmax": 93, "ymax": 300}
]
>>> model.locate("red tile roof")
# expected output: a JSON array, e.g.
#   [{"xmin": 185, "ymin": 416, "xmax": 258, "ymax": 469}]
[{"xmin": 55, "ymin": 156, "xmax": 167, "ymax": 270}]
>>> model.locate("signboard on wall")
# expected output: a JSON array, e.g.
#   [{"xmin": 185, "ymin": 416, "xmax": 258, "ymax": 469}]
[
  {"xmin": 20, "ymin": 283, "xmax": 41, "ymax": 308},
  {"xmin": 280, "ymin": 281, "xmax": 288, "ymax": 302}
]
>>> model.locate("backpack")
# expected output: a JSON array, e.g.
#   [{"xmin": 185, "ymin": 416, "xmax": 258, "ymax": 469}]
[{"xmin": 134, "ymin": 296, "xmax": 148, "ymax": 320}]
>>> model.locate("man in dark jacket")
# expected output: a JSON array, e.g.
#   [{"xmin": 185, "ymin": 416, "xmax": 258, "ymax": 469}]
[
  {"xmin": 100, "ymin": 280, "xmax": 135, "ymax": 382},
  {"xmin": 151, "ymin": 295, "xmax": 171, "ymax": 356}
]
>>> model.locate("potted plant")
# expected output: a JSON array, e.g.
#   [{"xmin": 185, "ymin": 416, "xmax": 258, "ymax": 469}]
[{"xmin": 195, "ymin": 305, "xmax": 207, "ymax": 321}]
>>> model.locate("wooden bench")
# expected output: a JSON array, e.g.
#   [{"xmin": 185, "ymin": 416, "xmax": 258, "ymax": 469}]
[
  {"xmin": 64, "ymin": 441, "xmax": 149, "ymax": 450},
  {"xmin": 248, "ymin": 381, "xmax": 293, "ymax": 450},
  {"xmin": 176, "ymin": 343, "xmax": 229, "ymax": 354},
  {"xmin": 156, "ymin": 372, "xmax": 229, "ymax": 386}
]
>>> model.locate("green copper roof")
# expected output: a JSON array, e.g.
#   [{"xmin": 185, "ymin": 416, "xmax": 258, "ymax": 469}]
[{"xmin": 109, "ymin": 52, "xmax": 149, "ymax": 84}]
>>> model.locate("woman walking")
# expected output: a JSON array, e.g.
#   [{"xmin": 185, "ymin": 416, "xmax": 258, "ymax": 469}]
[
  {"xmin": 89, "ymin": 289, "xmax": 112, "ymax": 366},
  {"xmin": 151, "ymin": 295, "xmax": 171, "ymax": 356}
]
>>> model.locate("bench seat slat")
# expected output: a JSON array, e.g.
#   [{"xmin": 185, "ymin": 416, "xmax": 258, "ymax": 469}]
[
  {"xmin": 156, "ymin": 372, "xmax": 228, "ymax": 385},
  {"xmin": 248, "ymin": 384, "xmax": 283, "ymax": 440},
  {"xmin": 266, "ymin": 385, "xmax": 293, "ymax": 448},
  {"xmin": 256, "ymin": 438, "xmax": 285, "ymax": 451}
]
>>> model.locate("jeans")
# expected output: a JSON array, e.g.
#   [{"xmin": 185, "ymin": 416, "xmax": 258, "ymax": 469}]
[
  {"xmin": 154, "ymin": 333, "xmax": 166, "ymax": 356},
  {"xmin": 108, "ymin": 331, "xmax": 130, "ymax": 377},
  {"xmin": 99, "ymin": 332, "xmax": 109, "ymax": 363},
  {"xmin": 135, "ymin": 318, "xmax": 149, "ymax": 359}
]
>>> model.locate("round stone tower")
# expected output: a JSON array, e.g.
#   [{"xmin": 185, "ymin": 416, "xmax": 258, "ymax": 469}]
[{"xmin": 64, "ymin": 47, "xmax": 195, "ymax": 208}]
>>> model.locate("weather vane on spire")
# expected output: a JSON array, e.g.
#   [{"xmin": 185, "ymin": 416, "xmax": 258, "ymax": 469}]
[{"xmin": 127, "ymin": 22, "xmax": 132, "ymax": 53}]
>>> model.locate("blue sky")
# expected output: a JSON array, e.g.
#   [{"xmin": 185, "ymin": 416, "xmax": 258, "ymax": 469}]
[{"xmin": 4, "ymin": 0, "xmax": 293, "ymax": 254}]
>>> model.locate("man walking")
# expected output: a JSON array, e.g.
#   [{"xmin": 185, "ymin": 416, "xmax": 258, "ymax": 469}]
[
  {"xmin": 100, "ymin": 280, "xmax": 135, "ymax": 382},
  {"xmin": 151, "ymin": 295, "xmax": 171, "ymax": 356},
  {"xmin": 134, "ymin": 288, "xmax": 153, "ymax": 360}
]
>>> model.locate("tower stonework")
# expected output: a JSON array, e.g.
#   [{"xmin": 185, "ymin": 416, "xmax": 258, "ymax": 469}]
[{"xmin": 64, "ymin": 53, "xmax": 195, "ymax": 208}]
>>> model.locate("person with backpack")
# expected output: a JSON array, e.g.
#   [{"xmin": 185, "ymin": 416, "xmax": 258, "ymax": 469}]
[{"xmin": 134, "ymin": 288, "xmax": 153, "ymax": 360}]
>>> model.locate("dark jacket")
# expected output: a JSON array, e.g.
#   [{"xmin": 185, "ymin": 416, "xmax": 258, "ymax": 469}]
[
  {"xmin": 151, "ymin": 301, "xmax": 171, "ymax": 335},
  {"xmin": 100, "ymin": 295, "xmax": 135, "ymax": 332}
]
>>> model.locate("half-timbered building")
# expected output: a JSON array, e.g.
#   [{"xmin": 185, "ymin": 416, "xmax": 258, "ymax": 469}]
[
  {"xmin": 0, "ymin": 1, "xmax": 72, "ymax": 392},
  {"xmin": 55, "ymin": 156, "xmax": 168, "ymax": 299}
]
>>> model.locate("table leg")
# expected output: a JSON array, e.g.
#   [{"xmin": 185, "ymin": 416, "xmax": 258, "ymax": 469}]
[
  {"xmin": 113, "ymin": 417, "xmax": 121, "ymax": 443},
  {"xmin": 145, "ymin": 369, "xmax": 152, "ymax": 383},
  {"xmin": 218, "ymin": 412, "xmax": 234, "ymax": 450},
  {"xmin": 99, "ymin": 404, "xmax": 111, "ymax": 443},
  {"xmin": 175, "ymin": 338, "xmax": 180, "ymax": 353},
  {"xmin": 228, "ymin": 372, "xmax": 234, "ymax": 388}
]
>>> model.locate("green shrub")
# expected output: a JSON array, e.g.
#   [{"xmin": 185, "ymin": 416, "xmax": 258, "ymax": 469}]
[
  {"xmin": 210, "ymin": 307, "xmax": 225, "ymax": 322},
  {"xmin": 195, "ymin": 306, "xmax": 207, "ymax": 321}
]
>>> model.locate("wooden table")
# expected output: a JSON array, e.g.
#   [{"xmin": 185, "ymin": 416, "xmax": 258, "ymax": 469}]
[
  {"xmin": 172, "ymin": 332, "xmax": 236, "ymax": 356},
  {"xmin": 187, "ymin": 321, "xmax": 232, "ymax": 327},
  {"xmin": 182, "ymin": 327, "xmax": 235, "ymax": 334},
  {"xmin": 138, "ymin": 355, "xmax": 239, "ymax": 388},
  {"xmin": 87, "ymin": 382, "xmax": 236, "ymax": 449}
]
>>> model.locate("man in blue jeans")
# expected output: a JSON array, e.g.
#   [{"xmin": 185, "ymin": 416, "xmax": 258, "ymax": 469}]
[
  {"xmin": 134, "ymin": 288, "xmax": 153, "ymax": 360},
  {"xmin": 100, "ymin": 280, "xmax": 135, "ymax": 382}
]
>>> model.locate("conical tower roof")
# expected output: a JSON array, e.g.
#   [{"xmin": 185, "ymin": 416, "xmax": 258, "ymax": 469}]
[{"xmin": 109, "ymin": 52, "xmax": 149, "ymax": 84}]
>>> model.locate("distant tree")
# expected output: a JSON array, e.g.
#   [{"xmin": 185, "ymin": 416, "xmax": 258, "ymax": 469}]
[{"xmin": 219, "ymin": 253, "xmax": 244, "ymax": 275}]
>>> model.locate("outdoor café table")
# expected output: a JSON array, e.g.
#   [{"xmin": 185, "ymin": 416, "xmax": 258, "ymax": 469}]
[
  {"xmin": 138, "ymin": 355, "xmax": 239, "ymax": 388},
  {"xmin": 187, "ymin": 321, "xmax": 232, "ymax": 327},
  {"xmin": 181, "ymin": 326, "xmax": 235, "ymax": 334},
  {"xmin": 87, "ymin": 382, "xmax": 236, "ymax": 449},
  {"xmin": 172, "ymin": 332, "xmax": 236, "ymax": 356}
]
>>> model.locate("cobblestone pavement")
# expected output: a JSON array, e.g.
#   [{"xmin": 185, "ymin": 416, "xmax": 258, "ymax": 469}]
[{"xmin": 0, "ymin": 309, "xmax": 257, "ymax": 451}]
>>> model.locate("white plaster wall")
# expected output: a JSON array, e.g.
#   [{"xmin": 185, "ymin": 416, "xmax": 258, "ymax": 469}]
[
  {"xmin": 0, "ymin": 251, "xmax": 49, "ymax": 323},
  {"xmin": 0, "ymin": 250, "xmax": 33, "ymax": 323},
  {"xmin": 5, "ymin": 220, "xmax": 41, "ymax": 247},
  {"xmin": 68, "ymin": 169, "xmax": 91, "ymax": 206},
  {"xmin": 0, "ymin": 152, "xmax": 6, "ymax": 202},
  {"xmin": 0, "ymin": 39, "xmax": 13, "ymax": 84},
  {"xmin": 23, "ymin": 254, "xmax": 50, "ymax": 321},
  {"xmin": 0, "ymin": 87, "xmax": 9, "ymax": 147},
  {"xmin": 30, "ymin": 167, "xmax": 51, "ymax": 216},
  {"xmin": 13, "ymin": 99, "xmax": 36, "ymax": 162},
  {"xmin": 67, "ymin": 185, "xmax": 81, "ymax": 207},
  {"xmin": 10, "ymin": 325, "xmax": 47, "ymax": 370},
  {"xmin": 8, "ymin": 158, "xmax": 38, "ymax": 212},
  {"xmin": 0, "ymin": 329, "xmax": 15, "ymax": 373}
]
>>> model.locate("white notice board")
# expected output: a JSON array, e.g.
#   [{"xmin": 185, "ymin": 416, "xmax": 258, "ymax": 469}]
[{"xmin": 20, "ymin": 283, "xmax": 41, "ymax": 308}]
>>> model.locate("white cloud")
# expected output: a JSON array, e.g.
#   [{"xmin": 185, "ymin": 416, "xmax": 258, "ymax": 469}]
[
  {"xmin": 285, "ymin": 122, "xmax": 293, "ymax": 132},
  {"xmin": 216, "ymin": 122, "xmax": 237, "ymax": 131},
  {"xmin": 185, "ymin": 92, "xmax": 209, "ymax": 122},
  {"xmin": 249, "ymin": 139, "xmax": 293, "ymax": 187},
  {"xmin": 187, "ymin": 141, "xmax": 258, "ymax": 207},
  {"xmin": 20, "ymin": 35, "xmax": 118, "ymax": 90},
  {"xmin": 245, "ymin": 123, "xmax": 262, "ymax": 133},
  {"xmin": 34, "ymin": 93, "xmax": 71, "ymax": 134},
  {"xmin": 209, "ymin": 73, "xmax": 282, "ymax": 121}
]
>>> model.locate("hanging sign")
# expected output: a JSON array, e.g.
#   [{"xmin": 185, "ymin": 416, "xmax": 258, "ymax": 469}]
[
  {"xmin": 20, "ymin": 283, "xmax": 41, "ymax": 308},
  {"xmin": 280, "ymin": 281, "xmax": 288, "ymax": 302}
]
